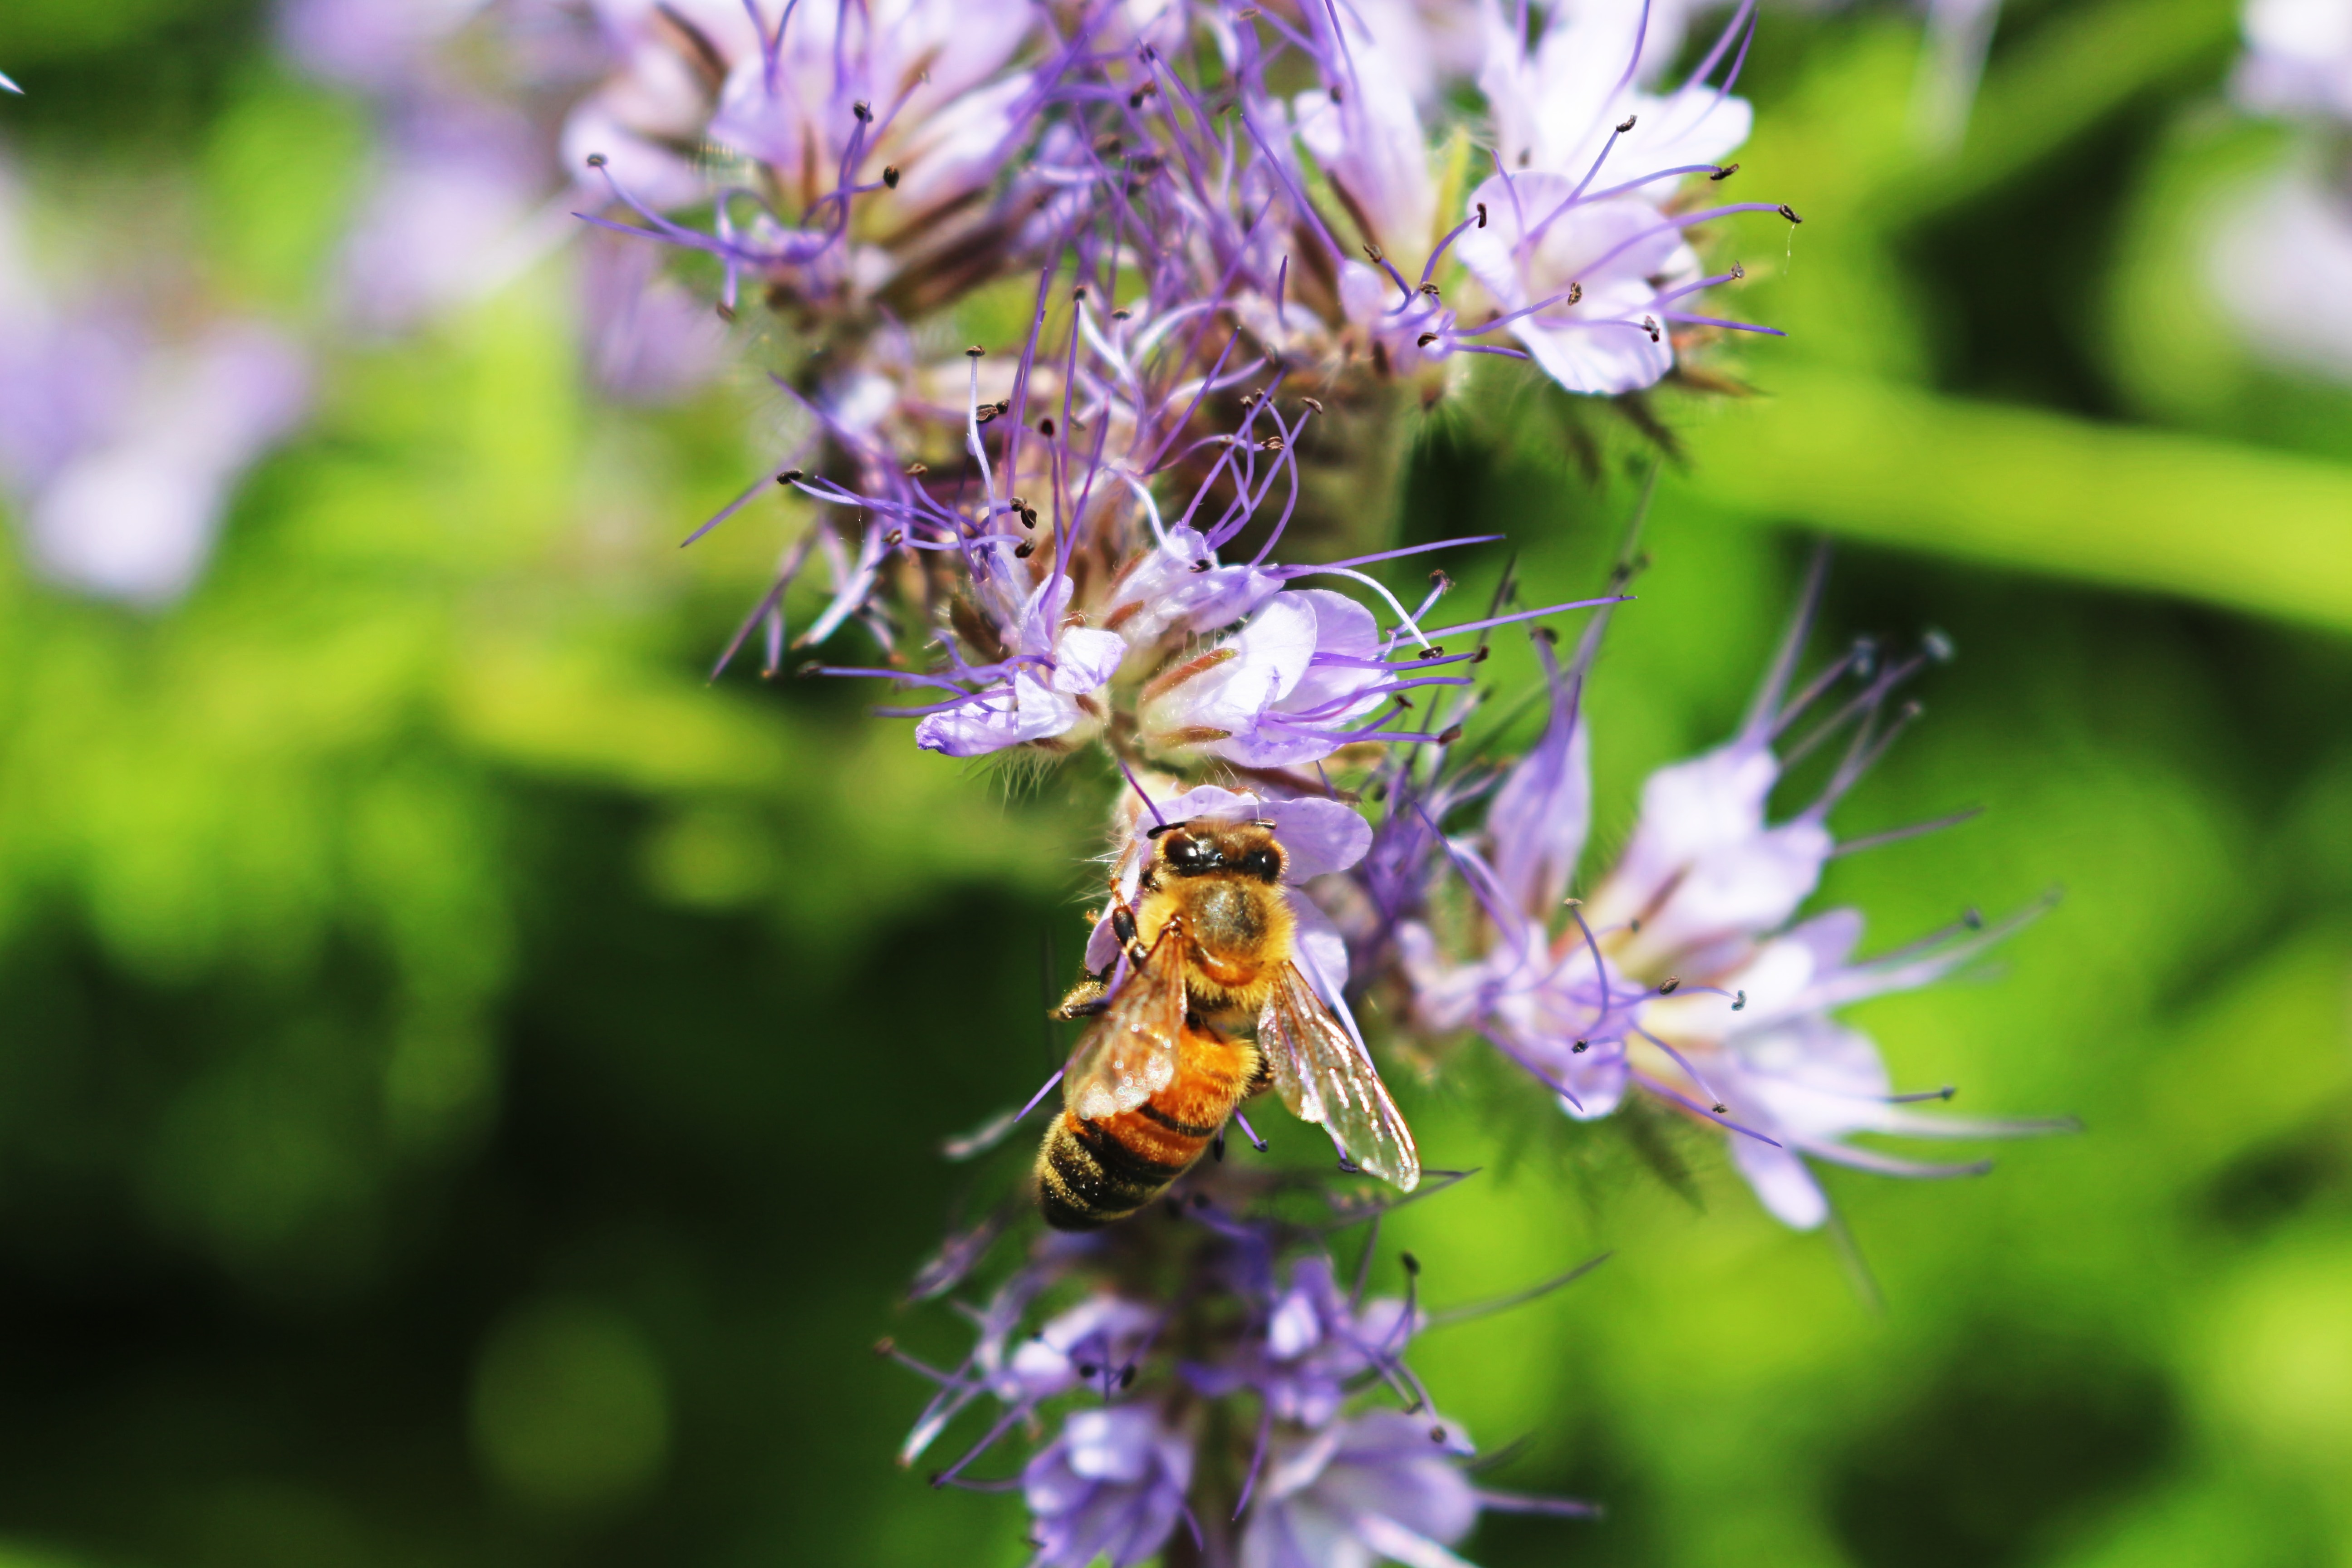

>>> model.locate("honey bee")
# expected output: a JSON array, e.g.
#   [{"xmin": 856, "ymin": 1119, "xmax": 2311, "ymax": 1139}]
[{"xmin": 1036, "ymin": 815, "xmax": 1421, "ymax": 1229}]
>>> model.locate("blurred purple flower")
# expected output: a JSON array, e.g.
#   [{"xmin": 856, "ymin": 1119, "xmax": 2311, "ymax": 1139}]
[
  {"xmin": 1024, "ymin": 1405, "xmax": 1196, "ymax": 1568},
  {"xmin": 335, "ymin": 98, "xmax": 549, "ymax": 333},
  {"xmin": 277, "ymin": 0, "xmax": 488, "ymax": 90},
  {"xmin": 1241, "ymin": 1411, "xmax": 1482, "ymax": 1568},
  {"xmin": 2233, "ymin": 0, "xmax": 2352, "ymax": 122},
  {"xmin": 0, "ymin": 174, "xmax": 310, "ymax": 605},
  {"xmin": 2207, "ymin": 168, "xmax": 2352, "ymax": 385}
]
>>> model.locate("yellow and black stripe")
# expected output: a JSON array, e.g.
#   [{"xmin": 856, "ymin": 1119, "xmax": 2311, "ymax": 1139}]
[{"xmin": 1036, "ymin": 1029, "xmax": 1258, "ymax": 1230}]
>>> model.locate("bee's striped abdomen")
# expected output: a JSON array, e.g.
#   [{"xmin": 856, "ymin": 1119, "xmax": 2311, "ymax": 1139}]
[{"xmin": 1037, "ymin": 1031, "xmax": 1257, "ymax": 1230}]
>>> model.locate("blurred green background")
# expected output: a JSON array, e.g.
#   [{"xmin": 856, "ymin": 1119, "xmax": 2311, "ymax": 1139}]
[{"xmin": 0, "ymin": 0, "xmax": 2348, "ymax": 1563}]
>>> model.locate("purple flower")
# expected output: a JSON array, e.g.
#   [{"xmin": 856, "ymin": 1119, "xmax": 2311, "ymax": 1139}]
[
  {"xmin": 2206, "ymin": 167, "xmax": 2352, "ymax": 385},
  {"xmin": 1136, "ymin": 590, "xmax": 1405, "ymax": 768},
  {"xmin": 911, "ymin": 551, "xmax": 1128, "ymax": 757},
  {"xmin": 1024, "ymin": 1405, "xmax": 1195, "ymax": 1568},
  {"xmin": 1452, "ymin": 0, "xmax": 1779, "ymax": 393},
  {"xmin": 1188, "ymin": 1254, "xmax": 1416, "ymax": 1429},
  {"xmin": 1241, "ymin": 1411, "xmax": 1481, "ymax": 1568},
  {"xmin": 0, "ymin": 175, "xmax": 311, "ymax": 605},
  {"xmin": 580, "ymin": 225, "xmax": 733, "ymax": 400},
  {"xmin": 334, "ymin": 98, "xmax": 547, "ymax": 333},
  {"xmin": 1398, "ymin": 574, "xmax": 2067, "ymax": 1227},
  {"xmin": 705, "ymin": 0, "xmax": 1038, "ymax": 221},
  {"xmin": 1102, "ymin": 524, "xmax": 1285, "ymax": 648},
  {"xmin": 2233, "ymin": 0, "xmax": 2352, "ymax": 122},
  {"xmin": 562, "ymin": 1, "xmax": 765, "ymax": 212},
  {"xmin": 277, "ymin": 0, "xmax": 485, "ymax": 90}
]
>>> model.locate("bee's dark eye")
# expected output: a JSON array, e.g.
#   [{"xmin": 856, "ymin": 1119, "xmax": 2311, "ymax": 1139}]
[
  {"xmin": 1240, "ymin": 847, "xmax": 1281, "ymax": 882},
  {"xmin": 1165, "ymin": 836, "xmax": 1213, "ymax": 873}
]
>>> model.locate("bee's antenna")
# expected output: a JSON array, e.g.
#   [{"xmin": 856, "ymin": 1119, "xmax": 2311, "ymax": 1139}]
[{"xmin": 1112, "ymin": 751, "xmax": 1167, "ymax": 828}]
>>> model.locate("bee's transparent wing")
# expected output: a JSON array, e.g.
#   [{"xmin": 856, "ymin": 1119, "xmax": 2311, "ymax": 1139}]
[
  {"xmin": 1258, "ymin": 962, "xmax": 1420, "ymax": 1191},
  {"xmin": 1062, "ymin": 935, "xmax": 1186, "ymax": 1121}
]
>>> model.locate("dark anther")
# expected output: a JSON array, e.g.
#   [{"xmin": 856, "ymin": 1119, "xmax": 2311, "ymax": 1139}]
[
  {"xmin": 1301, "ymin": 396, "xmax": 1324, "ymax": 413},
  {"xmin": 873, "ymin": 1337, "xmax": 896, "ymax": 1356},
  {"xmin": 1628, "ymin": 917, "xmax": 1642, "ymax": 934},
  {"xmin": 1567, "ymin": 281, "xmax": 1584, "ymax": 305},
  {"xmin": 1616, "ymin": 114, "xmax": 1637, "ymax": 133},
  {"xmin": 1643, "ymin": 316, "xmax": 1661, "ymax": 342},
  {"xmin": 1417, "ymin": 332, "xmax": 1439, "ymax": 347},
  {"xmin": 1129, "ymin": 89, "xmax": 1147, "ymax": 107},
  {"xmin": 1076, "ymin": 1362, "xmax": 1098, "ymax": 1379},
  {"xmin": 1659, "ymin": 977, "xmax": 1680, "ymax": 995},
  {"xmin": 1711, "ymin": 1103, "xmax": 1728, "ymax": 1114},
  {"xmin": 1471, "ymin": 645, "xmax": 1491, "ymax": 663},
  {"xmin": 1211, "ymin": 1133, "xmax": 1225, "ymax": 1161},
  {"xmin": 853, "ymin": 99, "xmax": 872, "ymax": 121},
  {"xmin": 965, "ymin": 344, "xmax": 985, "ymax": 357},
  {"xmin": 1095, "ymin": 133, "xmax": 1123, "ymax": 155},
  {"xmin": 1014, "ymin": 540, "xmax": 1035, "ymax": 559},
  {"xmin": 1436, "ymin": 723, "xmax": 1463, "ymax": 745},
  {"xmin": 1362, "ymin": 242, "xmax": 1384, "ymax": 264},
  {"xmin": 715, "ymin": 301, "xmax": 737, "ymax": 323},
  {"xmin": 1120, "ymin": 1363, "xmax": 1140, "ymax": 1387},
  {"xmin": 1331, "ymin": 83, "xmax": 1344, "ymax": 103},
  {"xmin": 1192, "ymin": 1192, "xmax": 1212, "ymax": 1209},
  {"xmin": 1532, "ymin": 625, "xmax": 1558, "ymax": 646},
  {"xmin": 586, "ymin": 152, "xmax": 608, "ymax": 167},
  {"xmin": 1475, "ymin": 201, "xmax": 1488, "ymax": 228},
  {"xmin": 1732, "ymin": 990, "xmax": 1747, "ymax": 1011},
  {"xmin": 1401, "ymin": 1251, "xmax": 1420, "ymax": 1275},
  {"xmin": 1236, "ymin": 5, "xmax": 1259, "ymax": 17},
  {"xmin": 1189, "ymin": 559, "xmax": 1212, "ymax": 573},
  {"xmin": 794, "ymin": 662, "xmax": 821, "ymax": 678},
  {"xmin": 1963, "ymin": 906, "xmax": 1984, "ymax": 930},
  {"xmin": 1730, "ymin": 262, "xmax": 1746, "ymax": 280},
  {"xmin": 1039, "ymin": 416, "xmax": 1058, "ymax": 436},
  {"xmin": 883, "ymin": 529, "xmax": 904, "ymax": 545},
  {"xmin": 882, "ymin": 164, "xmax": 900, "ymax": 188},
  {"xmin": 778, "ymin": 469, "xmax": 805, "ymax": 484},
  {"xmin": 1112, "ymin": 309, "xmax": 1131, "ymax": 321},
  {"xmin": 1258, "ymin": 435, "xmax": 1285, "ymax": 451},
  {"xmin": 1572, "ymin": 1039, "xmax": 1589, "ymax": 1054},
  {"xmin": 1237, "ymin": 392, "xmax": 1257, "ymax": 408},
  {"xmin": 1019, "ymin": 506, "xmax": 1039, "ymax": 529},
  {"xmin": 1779, "ymin": 204, "xmax": 1803, "ymax": 224},
  {"xmin": 1429, "ymin": 569, "xmax": 1452, "ymax": 589},
  {"xmin": 1431, "ymin": 1426, "xmax": 1448, "ymax": 1443},
  {"xmin": 1420, "ymin": 282, "xmax": 1441, "ymax": 298},
  {"xmin": 1710, "ymin": 162, "xmax": 1739, "ymax": 181}
]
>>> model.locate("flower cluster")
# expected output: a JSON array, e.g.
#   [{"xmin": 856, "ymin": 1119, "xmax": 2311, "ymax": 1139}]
[
  {"xmin": 255, "ymin": 0, "xmax": 2057, "ymax": 1554},
  {"xmin": 1370, "ymin": 559, "xmax": 2068, "ymax": 1229},
  {"xmin": 896, "ymin": 1167, "xmax": 1597, "ymax": 1567}
]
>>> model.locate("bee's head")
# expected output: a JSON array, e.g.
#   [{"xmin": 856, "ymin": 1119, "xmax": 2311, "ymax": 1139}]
[{"xmin": 1147, "ymin": 818, "xmax": 1284, "ymax": 883}]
